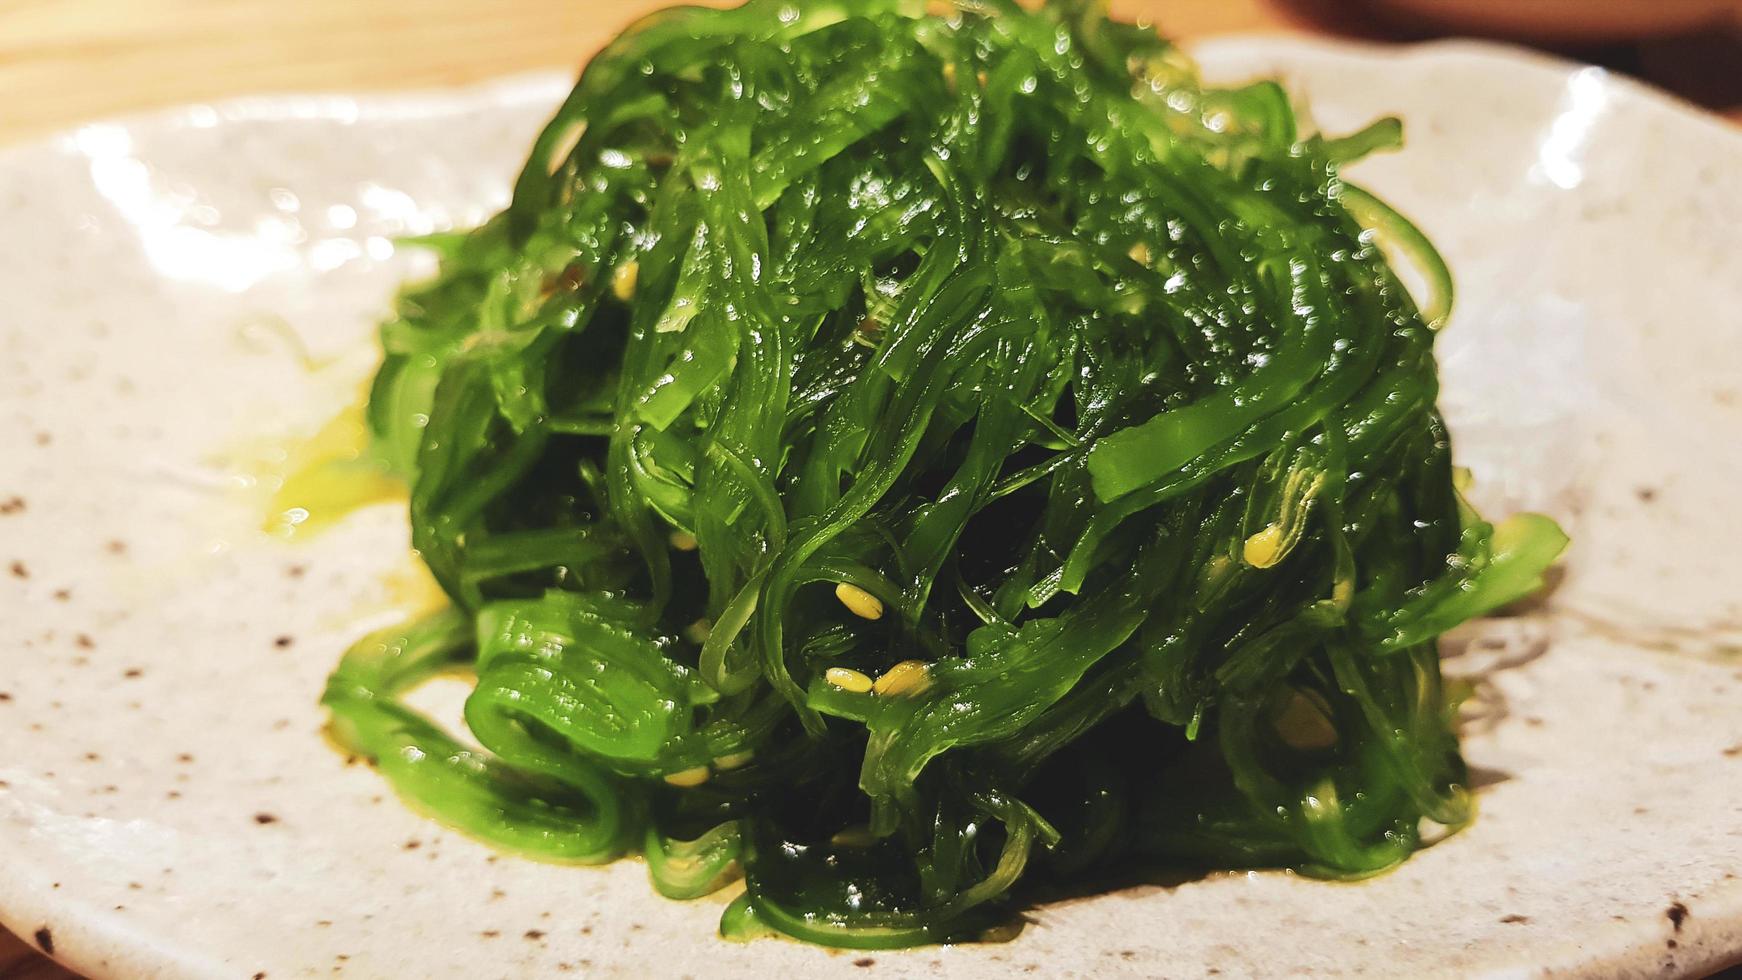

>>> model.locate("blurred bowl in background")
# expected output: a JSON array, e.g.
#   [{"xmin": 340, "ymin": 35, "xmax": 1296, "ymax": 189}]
[{"xmin": 1366, "ymin": 0, "xmax": 1742, "ymax": 41}]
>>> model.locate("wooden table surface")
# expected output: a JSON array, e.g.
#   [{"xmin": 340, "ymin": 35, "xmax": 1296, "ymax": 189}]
[
  {"xmin": 0, "ymin": 0, "xmax": 1297, "ymax": 146},
  {"xmin": 1, "ymin": 1, "xmax": 1736, "ymax": 976}
]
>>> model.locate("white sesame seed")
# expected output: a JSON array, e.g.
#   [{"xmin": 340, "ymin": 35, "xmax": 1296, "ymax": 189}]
[
  {"xmin": 834, "ymin": 583, "xmax": 884, "ymax": 620},
  {"xmin": 872, "ymin": 660, "xmax": 930, "ymax": 697},
  {"xmin": 612, "ymin": 260, "xmax": 639, "ymax": 301},
  {"xmin": 824, "ymin": 667, "xmax": 873, "ymax": 694},
  {"xmin": 663, "ymin": 765, "xmax": 711, "ymax": 787}
]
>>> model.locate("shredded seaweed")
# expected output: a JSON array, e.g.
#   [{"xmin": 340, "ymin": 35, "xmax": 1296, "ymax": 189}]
[{"xmin": 323, "ymin": 0, "xmax": 1567, "ymax": 948}]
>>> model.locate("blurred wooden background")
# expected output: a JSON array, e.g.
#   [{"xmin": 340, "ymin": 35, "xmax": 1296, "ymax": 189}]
[
  {"xmin": 0, "ymin": 0, "xmax": 1735, "ymax": 976},
  {"xmin": 0, "ymin": 0, "xmax": 1275, "ymax": 144},
  {"xmin": 0, "ymin": 0, "xmax": 1735, "ymax": 146}
]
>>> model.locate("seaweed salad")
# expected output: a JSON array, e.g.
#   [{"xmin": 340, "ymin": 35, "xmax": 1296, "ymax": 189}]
[{"xmin": 323, "ymin": 0, "xmax": 1568, "ymax": 948}]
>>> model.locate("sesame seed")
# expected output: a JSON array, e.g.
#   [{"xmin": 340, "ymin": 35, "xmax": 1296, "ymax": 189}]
[
  {"xmin": 663, "ymin": 765, "xmax": 710, "ymax": 788},
  {"xmin": 834, "ymin": 583, "xmax": 884, "ymax": 621},
  {"xmin": 713, "ymin": 750, "xmax": 754, "ymax": 770},
  {"xmin": 872, "ymin": 660, "xmax": 930, "ymax": 697},
  {"xmin": 1242, "ymin": 524, "xmax": 1284, "ymax": 568},
  {"xmin": 824, "ymin": 667, "xmax": 873, "ymax": 694},
  {"xmin": 612, "ymin": 260, "xmax": 639, "ymax": 301}
]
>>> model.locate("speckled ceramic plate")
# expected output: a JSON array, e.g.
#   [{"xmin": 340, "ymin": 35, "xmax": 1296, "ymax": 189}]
[{"xmin": 3, "ymin": 36, "xmax": 1742, "ymax": 980}]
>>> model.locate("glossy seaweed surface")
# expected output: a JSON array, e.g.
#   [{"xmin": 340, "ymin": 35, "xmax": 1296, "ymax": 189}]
[{"xmin": 323, "ymin": 0, "xmax": 1567, "ymax": 948}]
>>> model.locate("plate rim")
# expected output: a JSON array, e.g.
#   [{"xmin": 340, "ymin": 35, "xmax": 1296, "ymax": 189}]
[{"xmin": 2, "ymin": 32, "xmax": 1739, "ymax": 980}]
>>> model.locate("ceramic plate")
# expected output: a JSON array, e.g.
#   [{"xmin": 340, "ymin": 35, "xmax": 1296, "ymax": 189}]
[{"xmin": 3, "ymin": 36, "xmax": 1741, "ymax": 980}]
